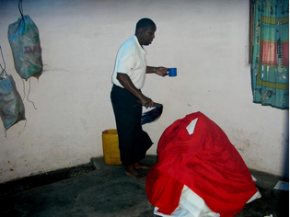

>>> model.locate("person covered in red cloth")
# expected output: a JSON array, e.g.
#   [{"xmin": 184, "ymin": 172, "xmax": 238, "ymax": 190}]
[{"xmin": 146, "ymin": 112, "xmax": 259, "ymax": 217}]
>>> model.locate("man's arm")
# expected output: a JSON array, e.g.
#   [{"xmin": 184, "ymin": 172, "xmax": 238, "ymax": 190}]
[
  {"xmin": 117, "ymin": 73, "xmax": 154, "ymax": 107},
  {"xmin": 146, "ymin": 66, "xmax": 168, "ymax": 76}
]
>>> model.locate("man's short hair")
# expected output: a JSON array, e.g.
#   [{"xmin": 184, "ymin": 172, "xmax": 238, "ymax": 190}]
[{"xmin": 135, "ymin": 18, "xmax": 156, "ymax": 34}]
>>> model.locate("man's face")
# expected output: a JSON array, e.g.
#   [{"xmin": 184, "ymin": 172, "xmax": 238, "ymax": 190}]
[{"xmin": 140, "ymin": 26, "xmax": 156, "ymax": 46}]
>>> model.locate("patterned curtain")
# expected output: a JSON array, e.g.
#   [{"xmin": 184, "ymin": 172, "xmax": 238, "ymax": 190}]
[{"xmin": 251, "ymin": 0, "xmax": 289, "ymax": 109}]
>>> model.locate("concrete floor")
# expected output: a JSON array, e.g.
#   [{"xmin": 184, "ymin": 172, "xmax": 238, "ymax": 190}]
[{"xmin": 0, "ymin": 156, "xmax": 288, "ymax": 217}]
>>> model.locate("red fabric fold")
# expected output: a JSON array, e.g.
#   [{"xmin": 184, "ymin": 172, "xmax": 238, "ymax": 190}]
[{"xmin": 146, "ymin": 112, "xmax": 258, "ymax": 217}]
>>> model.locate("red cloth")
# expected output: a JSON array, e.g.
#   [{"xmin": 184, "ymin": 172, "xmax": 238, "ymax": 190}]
[{"xmin": 146, "ymin": 112, "xmax": 258, "ymax": 217}]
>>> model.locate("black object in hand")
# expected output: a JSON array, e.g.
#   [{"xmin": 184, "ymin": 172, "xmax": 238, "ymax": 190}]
[{"xmin": 141, "ymin": 103, "xmax": 163, "ymax": 125}]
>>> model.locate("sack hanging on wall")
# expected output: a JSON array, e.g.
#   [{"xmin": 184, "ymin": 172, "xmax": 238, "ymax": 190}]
[
  {"xmin": 0, "ymin": 71, "xmax": 26, "ymax": 130},
  {"xmin": 8, "ymin": 0, "xmax": 43, "ymax": 80}
]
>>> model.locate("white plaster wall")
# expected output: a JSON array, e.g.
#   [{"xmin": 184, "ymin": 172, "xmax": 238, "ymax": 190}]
[{"xmin": 0, "ymin": 0, "xmax": 288, "ymax": 183}]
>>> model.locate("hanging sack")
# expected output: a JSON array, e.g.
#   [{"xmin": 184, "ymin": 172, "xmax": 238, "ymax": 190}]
[
  {"xmin": 8, "ymin": 0, "xmax": 43, "ymax": 80},
  {"xmin": 0, "ymin": 71, "xmax": 25, "ymax": 130}
]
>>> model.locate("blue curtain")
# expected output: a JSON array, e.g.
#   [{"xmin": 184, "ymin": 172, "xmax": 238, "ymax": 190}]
[{"xmin": 251, "ymin": 0, "xmax": 289, "ymax": 109}]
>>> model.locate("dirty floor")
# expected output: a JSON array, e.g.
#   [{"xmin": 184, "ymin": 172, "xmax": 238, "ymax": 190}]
[{"xmin": 0, "ymin": 156, "xmax": 288, "ymax": 217}]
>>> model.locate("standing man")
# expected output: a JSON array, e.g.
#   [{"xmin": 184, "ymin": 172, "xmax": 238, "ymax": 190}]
[{"xmin": 111, "ymin": 18, "xmax": 168, "ymax": 179}]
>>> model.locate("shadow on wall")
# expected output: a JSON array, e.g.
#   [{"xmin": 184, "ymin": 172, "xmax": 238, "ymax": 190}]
[
  {"xmin": 282, "ymin": 111, "xmax": 289, "ymax": 179},
  {"xmin": 278, "ymin": 111, "xmax": 290, "ymax": 216}
]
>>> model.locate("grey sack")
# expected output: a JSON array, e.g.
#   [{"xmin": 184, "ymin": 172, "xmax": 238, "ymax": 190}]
[
  {"xmin": 8, "ymin": 15, "xmax": 43, "ymax": 80},
  {"xmin": 0, "ymin": 73, "xmax": 25, "ymax": 130}
]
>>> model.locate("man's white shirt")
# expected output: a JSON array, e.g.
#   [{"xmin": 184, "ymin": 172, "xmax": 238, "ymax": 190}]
[{"xmin": 112, "ymin": 35, "xmax": 147, "ymax": 89}]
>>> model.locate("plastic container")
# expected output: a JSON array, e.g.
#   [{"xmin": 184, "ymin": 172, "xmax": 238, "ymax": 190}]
[
  {"xmin": 168, "ymin": 68, "xmax": 177, "ymax": 77},
  {"xmin": 102, "ymin": 129, "xmax": 122, "ymax": 165}
]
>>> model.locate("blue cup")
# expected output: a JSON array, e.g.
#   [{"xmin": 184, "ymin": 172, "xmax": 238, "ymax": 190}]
[{"xmin": 168, "ymin": 68, "xmax": 177, "ymax": 77}]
